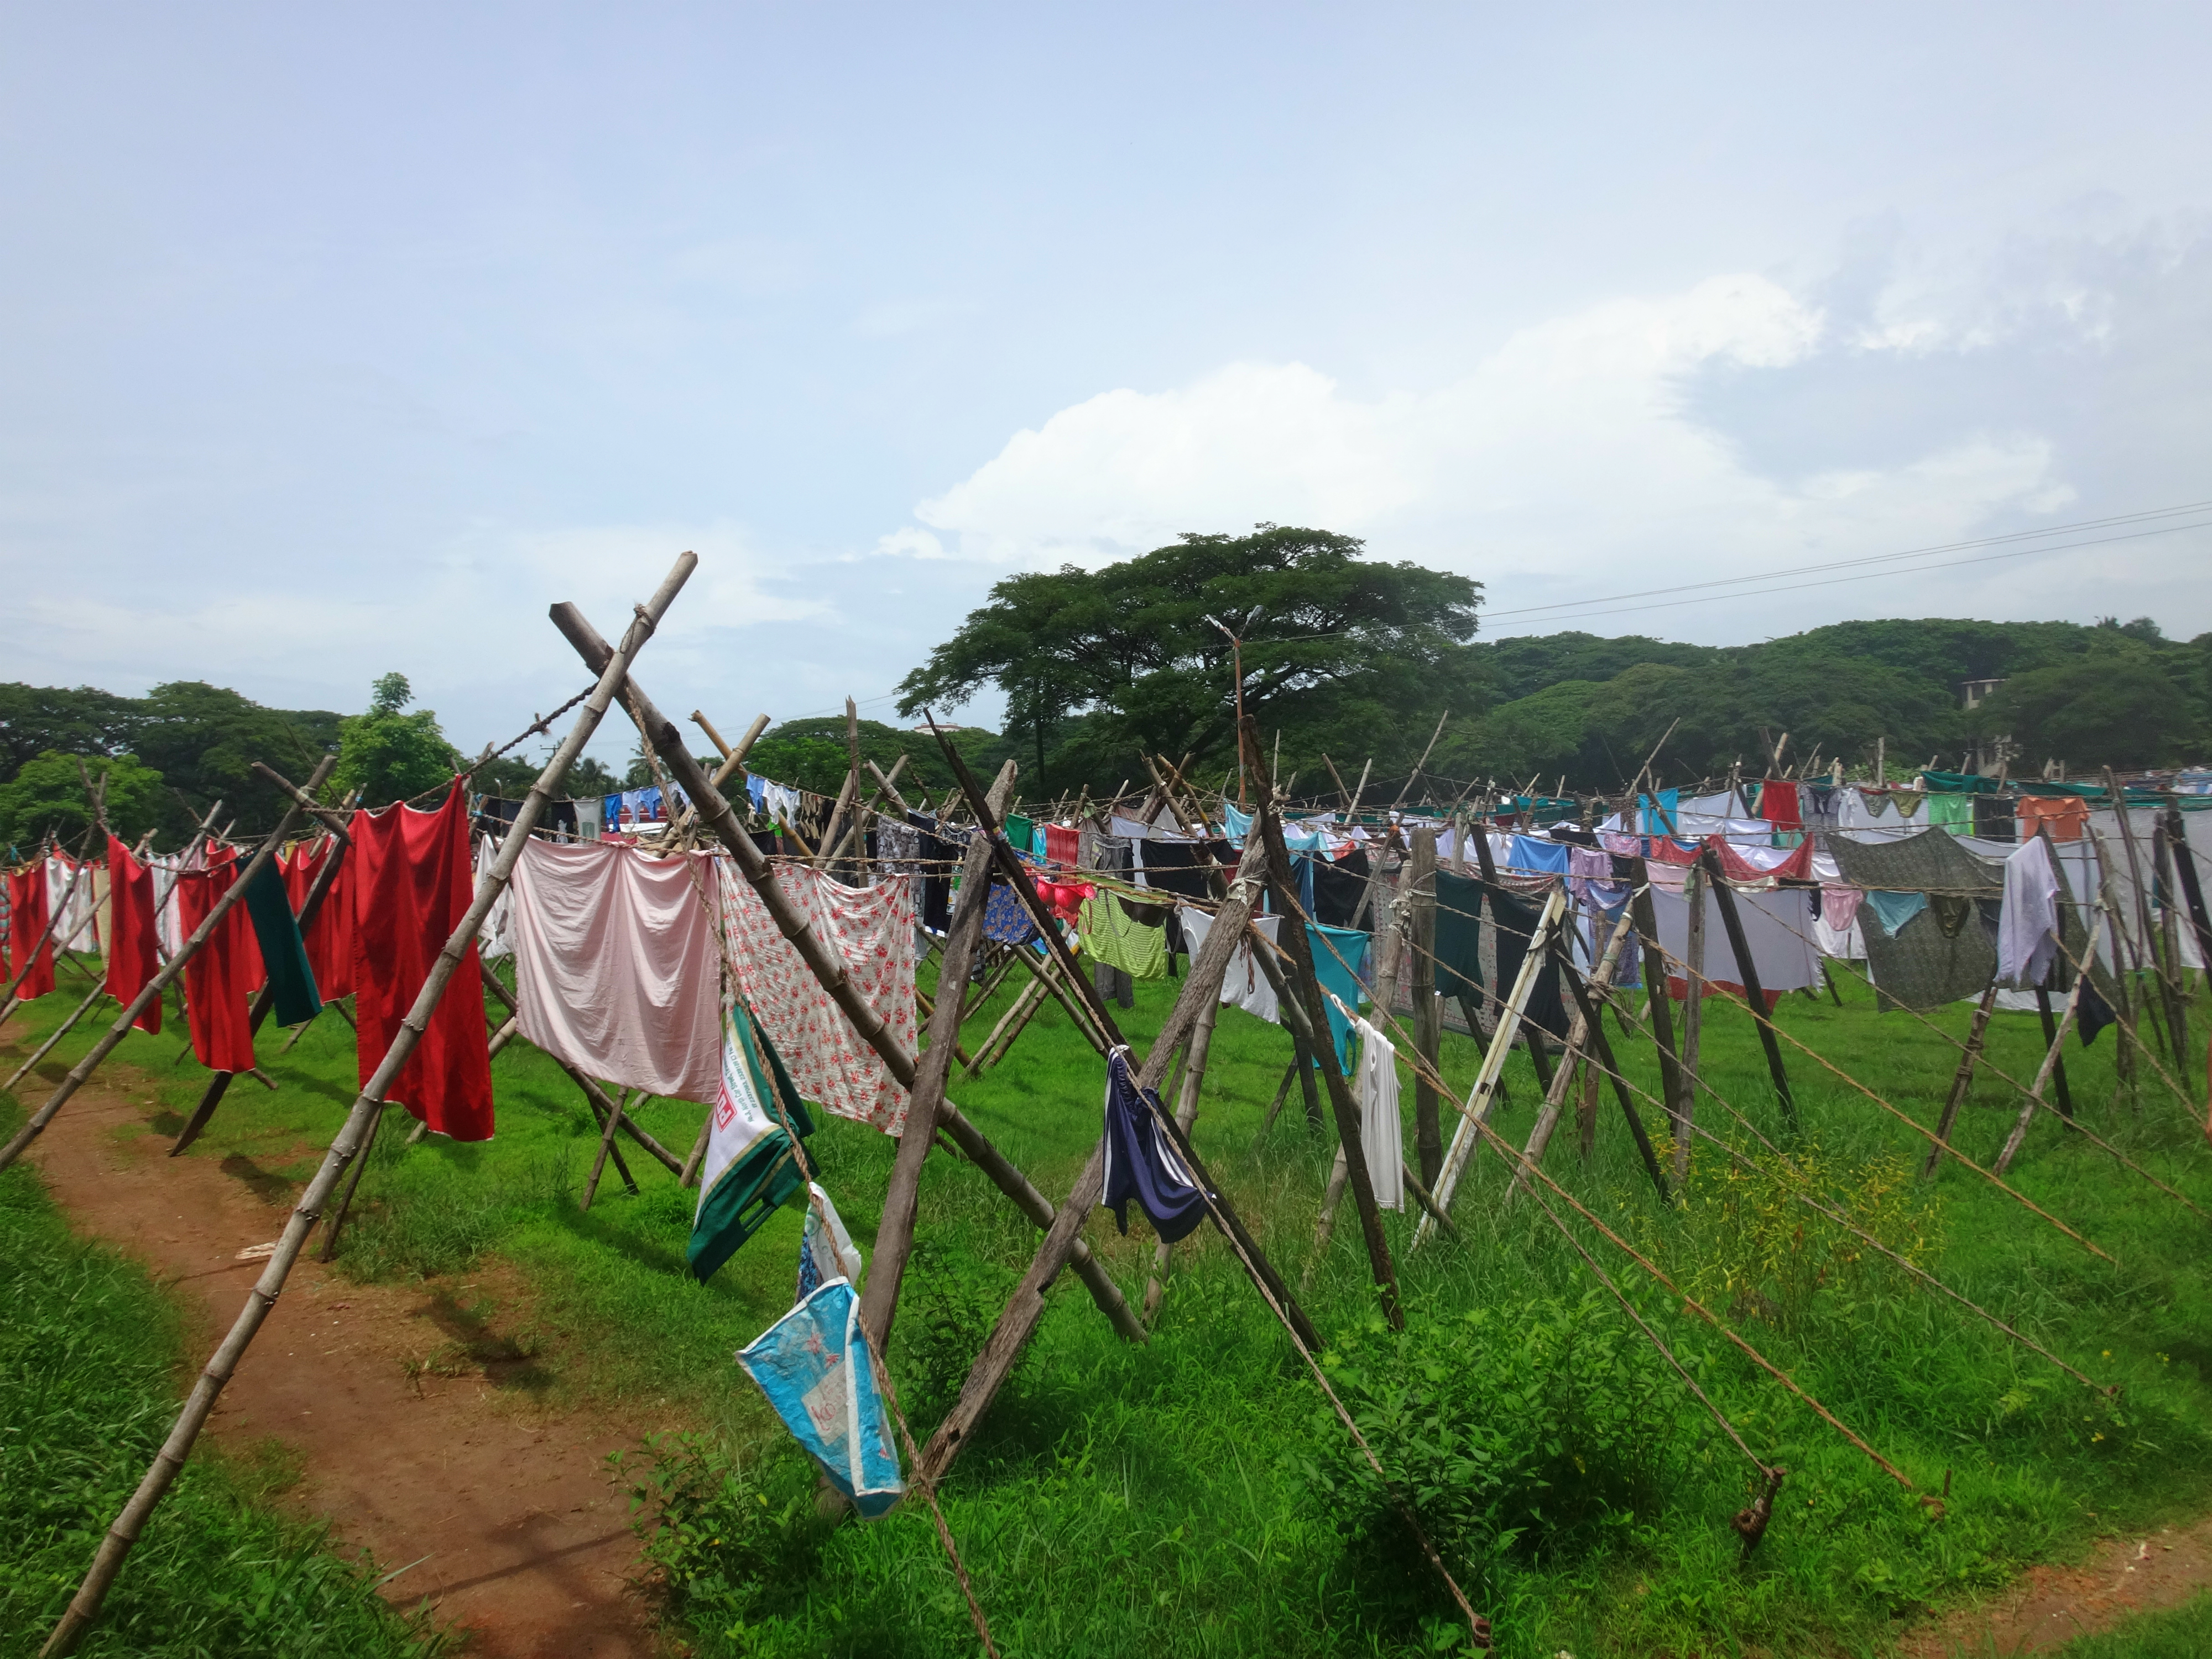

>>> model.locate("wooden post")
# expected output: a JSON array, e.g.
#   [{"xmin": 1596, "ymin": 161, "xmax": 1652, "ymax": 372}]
[
  {"xmin": 2, "ymin": 755, "xmax": 340, "ymax": 1175},
  {"xmin": 2106, "ymin": 768, "xmax": 2187, "ymax": 1061},
  {"xmin": 2, "ymin": 979, "xmax": 108, "ymax": 1093},
  {"xmin": 2155, "ymin": 830, "xmax": 2190, "ymax": 1073},
  {"xmin": 1678, "ymin": 860, "xmax": 1706, "ymax": 1187},
  {"xmin": 1552, "ymin": 940, "xmax": 1670, "ymax": 1200},
  {"xmin": 1407, "ymin": 828, "xmax": 1442, "ymax": 1186},
  {"xmin": 911, "ymin": 823, "xmax": 1291, "ymax": 1489},
  {"xmin": 1416, "ymin": 886, "xmax": 1567, "ymax": 1244},
  {"xmin": 860, "ymin": 759, "xmax": 1016, "ymax": 1352},
  {"xmin": 1250, "ymin": 745, "xmax": 1404, "ymax": 1328},
  {"xmin": 1996, "ymin": 911, "xmax": 2106, "ymax": 1175},
  {"xmin": 2031, "ymin": 987, "xmax": 2078, "ymax": 1121},
  {"xmin": 38, "ymin": 555, "xmax": 695, "ymax": 1659},
  {"xmin": 2166, "ymin": 801, "xmax": 2212, "ymax": 1006},
  {"xmin": 1625, "ymin": 855, "xmax": 1691, "ymax": 1136},
  {"xmin": 550, "ymin": 615, "xmax": 1146, "ymax": 1342},
  {"xmin": 582, "ymin": 1089, "xmax": 649, "ymax": 1209},
  {"xmin": 1699, "ymin": 848, "xmax": 1797, "ymax": 1131},
  {"xmin": 1510, "ymin": 910, "xmax": 1635, "ymax": 1197},
  {"xmin": 1142, "ymin": 994, "xmax": 1219, "ymax": 1320},
  {"xmin": 171, "ymin": 789, "xmax": 357, "ymax": 1156},
  {"xmin": 1923, "ymin": 984, "xmax": 1999, "ymax": 1178}
]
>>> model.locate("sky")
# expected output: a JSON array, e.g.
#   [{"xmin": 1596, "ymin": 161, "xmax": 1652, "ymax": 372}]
[{"xmin": 4, "ymin": 3, "xmax": 2210, "ymax": 768}]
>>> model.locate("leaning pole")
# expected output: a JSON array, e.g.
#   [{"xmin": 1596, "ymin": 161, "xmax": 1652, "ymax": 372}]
[{"xmin": 38, "ymin": 552, "xmax": 696, "ymax": 1657}]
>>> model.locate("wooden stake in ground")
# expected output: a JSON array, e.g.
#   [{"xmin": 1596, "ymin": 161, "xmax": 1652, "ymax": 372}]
[
  {"xmin": 1, "ymin": 757, "xmax": 339, "ymax": 1175},
  {"xmin": 1625, "ymin": 854, "xmax": 1691, "ymax": 1139},
  {"xmin": 171, "ymin": 789, "xmax": 357, "ymax": 1156},
  {"xmin": 1922, "ymin": 983, "xmax": 2000, "ymax": 1177},
  {"xmin": 1415, "ymin": 886, "xmax": 1567, "ymax": 1245},
  {"xmin": 37, "ymin": 555, "xmax": 696, "ymax": 1659},
  {"xmin": 1406, "ymin": 827, "xmax": 1443, "ymax": 1187},
  {"xmin": 549, "ymin": 608, "xmax": 1145, "ymax": 1340},
  {"xmin": 1510, "ymin": 911, "xmax": 1635, "ymax": 1198},
  {"xmin": 1699, "ymin": 849, "xmax": 1798, "ymax": 1131},
  {"xmin": 861, "ymin": 759, "xmax": 1016, "ymax": 1352},
  {"xmin": 1142, "ymin": 994, "xmax": 1219, "ymax": 1321},
  {"xmin": 911, "ymin": 778, "xmax": 1288, "ymax": 1489},
  {"xmin": 1995, "ymin": 910, "xmax": 2106, "ymax": 1175}
]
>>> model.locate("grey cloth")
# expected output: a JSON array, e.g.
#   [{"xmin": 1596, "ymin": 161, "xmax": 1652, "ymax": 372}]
[
  {"xmin": 1093, "ymin": 962, "xmax": 1135, "ymax": 1009},
  {"xmin": 1825, "ymin": 830, "xmax": 2001, "ymax": 1012}
]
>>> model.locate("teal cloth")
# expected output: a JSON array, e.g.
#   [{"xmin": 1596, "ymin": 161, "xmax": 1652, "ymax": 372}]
[
  {"xmin": 1863, "ymin": 889, "xmax": 1928, "ymax": 939},
  {"xmin": 1308, "ymin": 922, "xmax": 1369, "ymax": 1069},
  {"xmin": 1432, "ymin": 869, "xmax": 1484, "ymax": 1000},
  {"xmin": 1918, "ymin": 769, "xmax": 1998, "ymax": 794},
  {"xmin": 242, "ymin": 858, "xmax": 322, "ymax": 1027}
]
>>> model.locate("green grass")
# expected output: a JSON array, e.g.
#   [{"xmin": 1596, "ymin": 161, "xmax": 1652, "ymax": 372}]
[
  {"xmin": 5, "ymin": 947, "xmax": 2211, "ymax": 1657},
  {"xmin": 2053, "ymin": 1592, "xmax": 2212, "ymax": 1656},
  {"xmin": 0, "ymin": 1087, "xmax": 441, "ymax": 1657}
]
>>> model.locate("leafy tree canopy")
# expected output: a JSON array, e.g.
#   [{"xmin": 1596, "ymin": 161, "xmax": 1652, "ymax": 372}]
[
  {"xmin": 0, "ymin": 752, "xmax": 165, "ymax": 854},
  {"xmin": 896, "ymin": 524, "xmax": 1485, "ymax": 795},
  {"xmin": 335, "ymin": 674, "xmax": 462, "ymax": 808}
]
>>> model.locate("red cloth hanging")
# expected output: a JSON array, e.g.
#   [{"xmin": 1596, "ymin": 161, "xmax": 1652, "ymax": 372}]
[
  {"xmin": 1638, "ymin": 833, "xmax": 1813, "ymax": 884},
  {"xmin": 174, "ymin": 848, "xmax": 257, "ymax": 1072},
  {"xmin": 104, "ymin": 836, "xmax": 163, "ymax": 1034},
  {"xmin": 348, "ymin": 783, "xmax": 494, "ymax": 1141},
  {"xmin": 1044, "ymin": 822, "xmax": 1079, "ymax": 866},
  {"xmin": 5, "ymin": 863, "xmax": 55, "ymax": 1000},
  {"xmin": 1757, "ymin": 778, "xmax": 1802, "ymax": 831},
  {"xmin": 285, "ymin": 839, "xmax": 356, "ymax": 997}
]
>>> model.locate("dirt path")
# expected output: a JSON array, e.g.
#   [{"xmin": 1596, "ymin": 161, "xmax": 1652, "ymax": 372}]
[
  {"xmin": 1900, "ymin": 1516, "xmax": 2212, "ymax": 1654},
  {"xmin": 11, "ymin": 1051, "xmax": 658, "ymax": 1658}
]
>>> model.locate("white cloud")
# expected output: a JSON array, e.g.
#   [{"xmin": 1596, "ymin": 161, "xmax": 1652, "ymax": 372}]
[{"xmin": 886, "ymin": 273, "xmax": 2072, "ymax": 620}]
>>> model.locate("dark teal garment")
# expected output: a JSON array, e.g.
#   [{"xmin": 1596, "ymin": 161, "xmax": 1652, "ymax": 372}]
[
  {"xmin": 242, "ymin": 858, "xmax": 322, "ymax": 1027},
  {"xmin": 1309, "ymin": 923, "xmax": 1369, "ymax": 1069},
  {"xmin": 1433, "ymin": 869, "xmax": 1484, "ymax": 1000}
]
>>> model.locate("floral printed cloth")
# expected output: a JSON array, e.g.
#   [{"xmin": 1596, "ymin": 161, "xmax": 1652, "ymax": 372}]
[{"xmin": 718, "ymin": 863, "xmax": 918, "ymax": 1134}]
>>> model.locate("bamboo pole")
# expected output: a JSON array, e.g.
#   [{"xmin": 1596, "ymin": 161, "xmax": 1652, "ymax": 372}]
[
  {"xmin": 1416, "ymin": 887, "xmax": 1567, "ymax": 1245},
  {"xmin": 1551, "ymin": 940, "xmax": 1669, "ymax": 1200},
  {"xmin": 171, "ymin": 788, "xmax": 358, "ymax": 1156},
  {"xmin": 38, "ymin": 554, "xmax": 694, "ymax": 1658},
  {"xmin": 1510, "ymin": 910, "xmax": 1636, "ymax": 1198},
  {"xmin": 1922, "ymin": 984, "xmax": 1999, "ymax": 1178},
  {"xmin": 911, "ymin": 769, "xmax": 1291, "ymax": 1489},
  {"xmin": 2, "ymin": 979, "xmax": 108, "ymax": 1093},
  {"xmin": 1699, "ymin": 849, "xmax": 1797, "ymax": 1130},
  {"xmin": 1678, "ymin": 860, "xmax": 1706, "ymax": 1185},
  {"xmin": 1407, "ymin": 828, "xmax": 1442, "ymax": 1186},
  {"xmin": 1995, "ymin": 909, "xmax": 2106, "ymax": 1175},
  {"xmin": 2, "ymin": 758, "xmax": 338, "ymax": 1174},
  {"xmin": 2106, "ymin": 769, "xmax": 2188, "ymax": 1061},
  {"xmin": 546, "ymin": 607, "xmax": 1144, "ymax": 1338},
  {"xmin": 860, "ymin": 759, "xmax": 1016, "ymax": 1352},
  {"xmin": 1142, "ymin": 996, "xmax": 1218, "ymax": 1321},
  {"xmin": 582, "ymin": 1089, "xmax": 649, "ymax": 1209},
  {"xmin": 1625, "ymin": 854, "xmax": 1691, "ymax": 1134}
]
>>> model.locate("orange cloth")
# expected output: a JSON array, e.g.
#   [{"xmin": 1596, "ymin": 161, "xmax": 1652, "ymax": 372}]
[{"xmin": 2018, "ymin": 795, "xmax": 2090, "ymax": 843}]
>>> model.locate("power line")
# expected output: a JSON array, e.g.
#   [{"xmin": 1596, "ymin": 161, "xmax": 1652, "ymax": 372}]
[{"xmin": 1484, "ymin": 499, "xmax": 2212, "ymax": 623}]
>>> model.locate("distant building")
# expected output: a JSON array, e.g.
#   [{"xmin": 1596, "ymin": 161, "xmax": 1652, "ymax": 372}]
[{"xmin": 1961, "ymin": 677, "xmax": 2005, "ymax": 709}]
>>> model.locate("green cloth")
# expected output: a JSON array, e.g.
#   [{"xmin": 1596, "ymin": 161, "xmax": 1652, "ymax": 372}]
[
  {"xmin": 1003, "ymin": 813, "xmax": 1034, "ymax": 854},
  {"xmin": 1079, "ymin": 893, "xmax": 1167, "ymax": 980},
  {"xmin": 242, "ymin": 857, "xmax": 321, "ymax": 1027},
  {"xmin": 1309, "ymin": 922, "xmax": 1370, "ymax": 1068},
  {"xmin": 1922, "ymin": 794, "xmax": 1975, "ymax": 832},
  {"xmin": 688, "ymin": 1001, "xmax": 815, "ymax": 1284},
  {"xmin": 1433, "ymin": 869, "xmax": 1484, "ymax": 1000}
]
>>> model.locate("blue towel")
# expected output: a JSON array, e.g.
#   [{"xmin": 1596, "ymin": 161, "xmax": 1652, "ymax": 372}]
[
  {"xmin": 1309, "ymin": 923, "xmax": 1370, "ymax": 1069},
  {"xmin": 1863, "ymin": 890, "xmax": 1929, "ymax": 938},
  {"xmin": 736, "ymin": 1279, "xmax": 905, "ymax": 1520},
  {"xmin": 1100, "ymin": 1048, "xmax": 1207, "ymax": 1243},
  {"xmin": 1505, "ymin": 834, "xmax": 1572, "ymax": 875}
]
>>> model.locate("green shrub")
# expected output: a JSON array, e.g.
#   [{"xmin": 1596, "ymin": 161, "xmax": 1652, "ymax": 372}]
[{"xmin": 1300, "ymin": 1291, "xmax": 1695, "ymax": 1631}]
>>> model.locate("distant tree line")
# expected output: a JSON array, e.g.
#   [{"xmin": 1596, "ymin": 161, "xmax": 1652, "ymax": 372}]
[{"xmin": 896, "ymin": 524, "xmax": 2212, "ymax": 799}]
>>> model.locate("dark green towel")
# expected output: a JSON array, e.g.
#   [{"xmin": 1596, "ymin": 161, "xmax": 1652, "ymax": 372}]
[
  {"xmin": 1433, "ymin": 869, "xmax": 1484, "ymax": 1000},
  {"xmin": 243, "ymin": 857, "xmax": 322, "ymax": 1027}
]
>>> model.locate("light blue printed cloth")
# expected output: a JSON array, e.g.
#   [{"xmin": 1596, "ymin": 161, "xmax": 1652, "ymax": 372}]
[{"xmin": 737, "ymin": 1279, "xmax": 905, "ymax": 1520}]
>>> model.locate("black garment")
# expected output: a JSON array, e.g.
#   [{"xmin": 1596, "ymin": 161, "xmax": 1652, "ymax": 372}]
[
  {"xmin": 1973, "ymin": 796, "xmax": 2017, "ymax": 842},
  {"xmin": 2077, "ymin": 977, "xmax": 2117, "ymax": 1047},
  {"xmin": 1137, "ymin": 839, "xmax": 1218, "ymax": 902},
  {"xmin": 1481, "ymin": 881, "xmax": 1570, "ymax": 1041},
  {"xmin": 1546, "ymin": 823, "xmax": 1598, "ymax": 848},
  {"xmin": 548, "ymin": 799, "xmax": 578, "ymax": 837},
  {"xmin": 1312, "ymin": 848, "xmax": 1372, "ymax": 928},
  {"xmin": 910, "ymin": 811, "xmax": 957, "ymax": 933}
]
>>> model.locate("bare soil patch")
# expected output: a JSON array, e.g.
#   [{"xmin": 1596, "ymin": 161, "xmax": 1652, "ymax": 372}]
[
  {"xmin": 1901, "ymin": 1515, "xmax": 2212, "ymax": 1655},
  {"xmin": 8, "ymin": 1045, "xmax": 658, "ymax": 1658}
]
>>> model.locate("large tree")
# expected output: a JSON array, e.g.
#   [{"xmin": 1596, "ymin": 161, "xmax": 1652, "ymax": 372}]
[
  {"xmin": 896, "ymin": 525, "xmax": 1485, "ymax": 793},
  {"xmin": 335, "ymin": 674, "xmax": 462, "ymax": 807}
]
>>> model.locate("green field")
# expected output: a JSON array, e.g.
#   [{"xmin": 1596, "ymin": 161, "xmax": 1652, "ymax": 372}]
[{"xmin": 3, "ymin": 941, "xmax": 2209, "ymax": 1658}]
